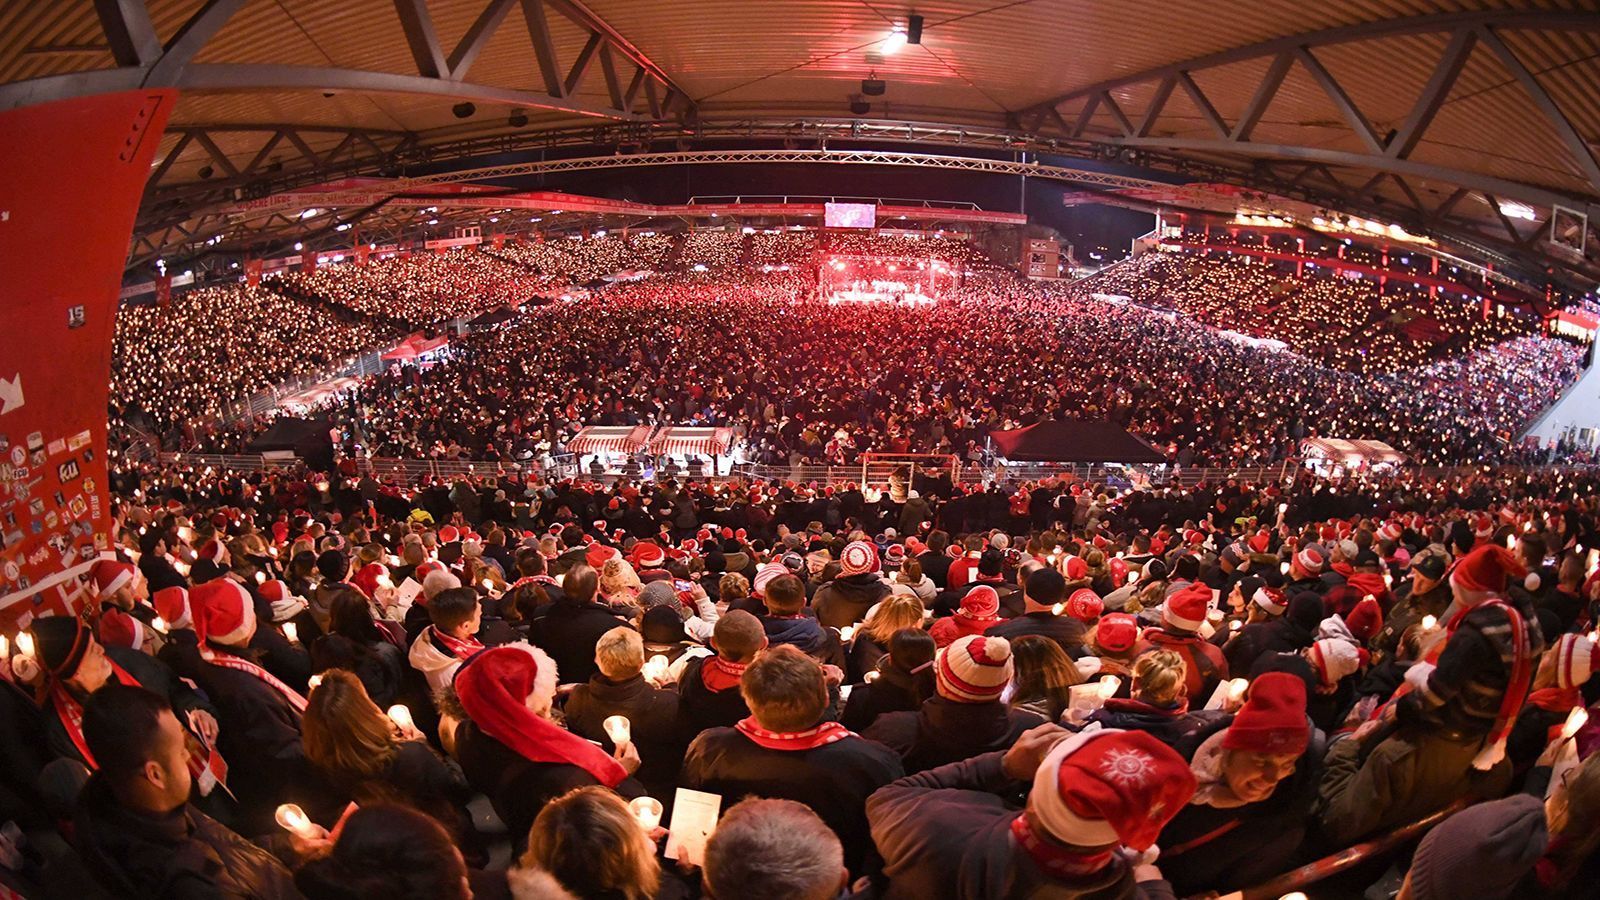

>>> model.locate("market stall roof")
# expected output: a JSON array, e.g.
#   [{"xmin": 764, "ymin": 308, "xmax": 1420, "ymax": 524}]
[
  {"xmin": 467, "ymin": 307, "xmax": 519, "ymax": 328},
  {"xmin": 990, "ymin": 420, "xmax": 1167, "ymax": 464},
  {"xmin": 567, "ymin": 425, "xmax": 651, "ymax": 455},
  {"xmin": 649, "ymin": 426, "xmax": 735, "ymax": 458},
  {"xmin": 1300, "ymin": 437, "xmax": 1408, "ymax": 465},
  {"xmin": 380, "ymin": 333, "xmax": 449, "ymax": 361}
]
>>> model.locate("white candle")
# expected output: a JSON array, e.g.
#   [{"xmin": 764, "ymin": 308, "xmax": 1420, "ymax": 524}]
[
  {"xmin": 0, "ymin": 635, "xmax": 7, "ymax": 658},
  {"xmin": 307, "ymin": 674, "xmax": 323, "ymax": 690},
  {"xmin": 1051, "ymin": 603, "xmax": 1064, "ymax": 616},
  {"xmin": 603, "ymin": 715, "xmax": 632, "ymax": 745},
  {"xmin": 387, "ymin": 704, "xmax": 414, "ymax": 731},
  {"xmin": 1420, "ymin": 615, "xmax": 1437, "ymax": 631},
  {"xmin": 282, "ymin": 622, "xmax": 298, "ymax": 644},
  {"xmin": 630, "ymin": 796, "xmax": 662, "ymax": 831},
  {"xmin": 1227, "ymin": 678, "xmax": 1249, "ymax": 703},
  {"xmin": 1097, "ymin": 675, "xmax": 1120, "ymax": 699},
  {"xmin": 839, "ymin": 625, "xmax": 857, "ymax": 642},
  {"xmin": 1280, "ymin": 561, "xmax": 1290, "ymax": 575},
  {"xmin": 1128, "ymin": 571, "xmax": 1140, "ymax": 584},
  {"xmin": 274, "ymin": 803, "xmax": 318, "ymax": 839},
  {"xmin": 1562, "ymin": 707, "xmax": 1588, "ymax": 741},
  {"xmin": 152, "ymin": 617, "xmax": 168, "ymax": 634},
  {"xmin": 643, "ymin": 654, "xmax": 669, "ymax": 683},
  {"xmin": 15, "ymin": 632, "xmax": 34, "ymax": 659},
  {"xmin": 255, "ymin": 571, "xmax": 267, "ymax": 584},
  {"xmin": 1230, "ymin": 619, "xmax": 1242, "ymax": 632},
  {"xmin": 1505, "ymin": 534, "xmax": 1516, "ymax": 549}
]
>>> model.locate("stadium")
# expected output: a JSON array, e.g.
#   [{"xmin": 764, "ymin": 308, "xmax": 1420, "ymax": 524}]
[{"xmin": 2, "ymin": 2, "xmax": 1600, "ymax": 898}]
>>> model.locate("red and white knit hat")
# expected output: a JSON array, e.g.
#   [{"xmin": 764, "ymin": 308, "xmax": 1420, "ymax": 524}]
[
  {"xmin": 1555, "ymin": 633, "xmax": 1599, "ymax": 690},
  {"xmin": 935, "ymin": 635, "xmax": 1013, "ymax": 703},
  {"xmin": 153, "ymin": 586, "xmax": 192, "ymax": 630},
  {"xmin": 1030, "ymin": 728, "xmax": 1197, "ymax": 851},
  {"xmin": 957, "ymin": 586, "xmax": 1001, "ymax": 620},
  {"xmin": 1063, "ymin": 589, "xmax": 1103, "ymax": 623},
  {"xmin": 1449, "ymin": 544, "xmax": 1526, "ymax": 597},
  {"xmin": 1308, "ymin": 638, "xmax": 1364, "ymax": 688},
  {"xmin": 840, "ymin": 540, "xmax": 880, "ymax": 578},
  {"xmin": 1252, "ymin": 585, "xmax": 1287, "ymax": 616},
  {"xmin": 90, "ymin": 559, "xmax": 137, "ymax": 599},
  {"xmin": 192, "ymin": 580, "xmax": 256, "ymax": 647},
  {"xmin": 753, "ymin": 561, "xmax": 788, "ymax": 597},
  {"xmin": 1294, "ymin": 545, "xmax": 1326, "ymax": 576},
  {"xmin": 97, "ymin": 608, "xmax": 146, "ymax": 652},
  {"xmin": 1163, "ymin": 583, "xmax": 1212, "ymax": 633},
  {"xmin": 1377, "ymin": 521, "xmax": 1404, "ymax": 542}
]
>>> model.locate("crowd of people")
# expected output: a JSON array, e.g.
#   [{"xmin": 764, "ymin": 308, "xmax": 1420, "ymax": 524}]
[
  {"xmin": 1070, "ymin": 250, "xmax": 1554, "ymax": 373},
  {"xmin": 270, "ymin": 250, "xmax": 553, "ymax": 328},
  {"xmin": 5, "ymin": 458, "xmax": 1600, "ymax": 898}
]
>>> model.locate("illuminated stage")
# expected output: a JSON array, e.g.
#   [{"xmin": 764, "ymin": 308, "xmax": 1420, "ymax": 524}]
[{"xmin": 820, "ymin": 254, "xmax": 950, "ymax": 305}]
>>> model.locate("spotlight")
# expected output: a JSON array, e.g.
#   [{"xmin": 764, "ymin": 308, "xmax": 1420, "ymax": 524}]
[
  {"xmin": 861, "ymin": 76, "xmax": 886, "ymax": 96},
  {"xmin": 197, "ymin": 165, "xmax": 214, "ymax": 179},
  {"xmin": 881, "ymin": 27, "xmax": 907, "ymax": 55},
  {"xmin": 452, "ymin": 102, "xmax": 476, "ymax": 119}
]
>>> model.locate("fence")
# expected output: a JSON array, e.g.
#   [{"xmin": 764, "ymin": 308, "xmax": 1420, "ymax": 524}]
[{"xmin": 216, "ymin": 348, "xmax": 391, "ymax": 425}]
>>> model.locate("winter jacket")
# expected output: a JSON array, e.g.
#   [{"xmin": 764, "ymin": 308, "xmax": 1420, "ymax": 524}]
[
  {"xmin": 45, "ymin": 645, "xmax": 214, "ymax": 768},
  {"xmin": 563, "ymin": 673, "xmax": 686, "ymax": 797},
  {"xmin": 680, "ymin": 725, "xmax": 903, "ymax": 874},
  {"xmin": 863, "ymin": 696, "xmax": 1045, "ymax": 773},
  {"xmin": 867, "ymin": 750, "xmax": 1178, "ymax": 900},
  {"xmin": 1080, "ymin": 699, "xmax": 1221, "ymax": 759},
  {"xmin": 531, "ymin": 598, "xmax": 628, "ymax": 685},
  {"xmin": 675, "ymin": 655, "xmax": 752, "ymax": 734},
  {"xmin": 74, "ymin": 775, "xmax": 299, "ymax": 900},
  {"xmin": 760, "ymin": 613, "xmax": 847, "ymax": 669},
  {"xmin": 408, "ymin": 627, "xmax": 466, "ymax": 695},
  {"xmin": 840, "ymin": 663, "xmax": 933, "ymax": 732},
  {"xmin": 1371, "ymin": 580, "xmax": 1451, "ymax": 665},
  {"xmin": 313, "ymin": 740, "xmax": 474, "ymax": 844},
  {"xmin": 1221, "ymin": 592, "xmax": 1324, "ymax": 677},
  {"xmin": 813, "ymin": 575, "xmax": 894, "ymax": 628},
  {"xmin": 189, "ymin": 648, "xmax": 313, "ymax": 832},
  {"xmin": 985, "ymin": 611, "xmax": 1088, "ymax": 657},
  {"xmin": 1316, "ymin": 726, "xmax": 1512, "ymax": 846},
  {"xmin": 1135, "ymin": 629, "xmax": 1229, "ymax": 702}
]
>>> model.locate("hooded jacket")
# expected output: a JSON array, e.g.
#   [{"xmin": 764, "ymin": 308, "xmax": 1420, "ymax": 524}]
[{"xmin": 813, "ymin": 575, "xmax": 894, "ymax": 628}]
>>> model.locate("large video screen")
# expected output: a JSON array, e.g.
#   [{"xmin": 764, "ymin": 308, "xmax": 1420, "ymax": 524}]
[{"xmin": 825, "ymin": 202, "xmax": 877, "ymax": 228}]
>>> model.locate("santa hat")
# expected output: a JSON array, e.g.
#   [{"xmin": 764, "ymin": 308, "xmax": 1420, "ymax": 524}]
[
  {"xmin": 152, "ymin": 586, "xmax": 192, "ymax": 630},
  {"xmin": 197, "ymin": 539, "xmax": 228, "ymax": 566},
  {"xmin": 935, "ymin": 635, "xmax": 1013, "ymax": 703},
  {"xmin": 1473, "ymin": 514, "xmax": 1495, "ymax": 540},
  {"xmin": 259, "ymin": 580, "xmax": 308, "ymax": 623},
  {"xmin": 1293, "ymin": 545, "xmax": 1326, "ymax": 578},
  {"xmin": 586, "ymin": 543, "xmax": 620, "ymax": 570},
  {"xmin": 1062, "ymin": 556, "xmax": 1088, "ymax": 581},
  {"xmin": 1377, "ymin": 521, "xmax": 1404, "ymax": 542},
  {"xmin": 90, "ymin": 559, "xmax": 136, "ymax": 599},
  {"xmin": 1063, "ymin": 589, "xmax": 1103, "ymax": 623},
  {"xmin": 905, "ymin": 536, "xmax": 926, "ymax": 555},
  {"xmin": 680, "ymin": 538, "xmax": 700, "ymax": 555},
  {"xmin": 438, "ymin": 525, "xmax": 460, "ymax": 543},
  {"xmin": 883, "ymin": 544, "xmax": 907, "ymax": 568},
  {"xmin": 840, "ymin": 540, "xmax": 880, "ymax": 578},
  {"xmin": 1449, "ymin": 544, "xmax": 1527, "ymax": 596},
  {"xmin": 1247, "ymin": 530, "xmax": 1271, "ymax": 555},
  {"xmin": 753, "ymin": 561, "xmax": 788, "ymax": 597},
  {"xmin": 1344, "ymin": 596, "xmax": 1384, "ymax": 643},
  {"xmin": 1307, "ymin": 638, "xmax": 1364, "ymax": 688},
  {"xmin": 1108, "ymin": 557, "xmax": 1129, "ymax": 586},
  {"xmin": 1555, "ymin": 634, "xmax": 1599, "ymax": 690},
  {"xmin": 352, "ymin": 563, "xmax": 389, "ymax": 600},
  {"xmin": 1029, "ymin": 729, "xmax": 1197, "ymax": 851},
  {"xmin": 1222, "ymin": 672, "xmax": 1309, "ymax": 755},
  {"xmin": 97, "ymin": 609, "xmax": 146, "ymax": 652},
  {"xmin": 1251, "ymin": 585, "xmax": 1287, "ymax": 616},
  {"xmin": 1095, "ymin": 613, "xmax": 1139, "ymax": 655},
  {"xmin": 422, "ymin": 568, "xmax": 461, "ymax": 600},
  {"xmin": 1162, "ymin": 583, "xmax": 1212, "ymax": 633},
  {"xmin": 191, "ymin": 580, "xmax": 256, "ymax": 647},
  {"xmin": 629, "ymin": 541, "xmax": 666, "ymax": 570},
  {"xmin": 957, "ymin": 586, "xmax": 1001, "ymax": 620},
  {"xmin": 1182, "ymin": 529, "xmax": 1203, "ymax": 546}
]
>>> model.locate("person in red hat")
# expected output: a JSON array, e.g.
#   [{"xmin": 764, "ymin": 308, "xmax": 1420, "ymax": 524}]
[
  {"xmin": 1137, "ymin": 582, "xmax": 1230, "ymax": 702},
  {"xmin": 869, "ymin": 724, "xmax": 1195, "ymax": 899},
  {"xmin": 929, "ymin": 585, "xmax": 1002, "ymax": 648},
  {"xmin": 1085, "ymin": 612, "xmax": 1141, "ymax": 680},
  {"xmin": 813, "ymin": 540, "xmax": 892, "ymax": 629},
  {"xmin": 1157, "ymin": 672, "xmax": 1316, "ymax": 895}
]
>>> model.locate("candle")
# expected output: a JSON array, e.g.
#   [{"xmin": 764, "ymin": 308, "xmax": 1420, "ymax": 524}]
[
  {"xmin": 642, "ymin": 654, "xmax": 669, "ymax": 683},
  {"xmin": 603, "ymin": 715, "xmax": 632, "ymax": 745},
  {"xmin": 864, "ymin": 670, "xmax": 881, "ymax": 683},
  {"xmin": 283, "ymin": 623, "xmax": 299, "ymax": 644},
  {"xmin": 1227, "ymin": 678, "xmax": 1249, "ymax": 703},
  {"xmin": 1421, "ymin": 615, "xmax": 1437, "ymax": 631},
  {"xmin": 15, "ymin": 632, "xmax": 34, "ymax": 659},
  {"xmin": 387, "ymin": 704, "xmax": 414, "ymax": 732},
  {"xmin": 307, "ymin": 674, "xmax": 323, "ymax": 690},
  {"xmin": 630, "ymin": 796, "xmax": 662, "ymax": 831},
  {"xmin": 1230, "ymin": 619, "xmax": 1242, "ymax": 632},
  {"xmin": 1562, "ymin": 707, "xmax": 1588, "ymax": 741},
  {"xmin": 1280, "ymin": 561, "xmax": 1290, "ymax": 575},
  {"xmin": 1097, "ymin": 675, "xmax": 1120, "ymax": 699},
  {"xmin": 152, "ymin": 617, "xmax": 168, "ymax": 634},
  {"xmin": 1128, "ymin": 571, "xmax": 1140, "ymax": 584},
  {"xmin": 1505, "ymin": 534, "xmax": 1516, "ymax": 549},
  {"xmin": 0, "ymin": 635, "xmax": 7, "ymax": 658},
  {"xmin": 1279, "ymin": 893, "xmax": 1309, "ymax": 900},
  {"xmin": 1051, "ymin": 603, "xmax": 1065, "ymax": 616},
  {"xmin": 255, "ymin": 571, "xmax": 267, "ymax": 584},
  {"xmin": 275, "ymin": 803, "xmax": 318, "ymax": 839},
  {"xmin": 838, "ymin": 624, "xmax": 857, "ymax": 642}
]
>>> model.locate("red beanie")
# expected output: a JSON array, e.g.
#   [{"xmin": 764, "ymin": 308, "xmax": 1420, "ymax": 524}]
[
  {"xmin": 1095, "ymin": 613, "xmax": 1139, "ymax": 654},
  {"xmin": 957, "ymin": 586, "xmax": 1001, "ymax": 620},
  {"xmin": 1344, "ymin": 596, "xmax": 1383, "ymax": 643},
  {"xmin": 1063, "ymin": 589, "xmax": 1103, "ymax": 623},
  {"xmin": 1029, "ymin": 729, "xmax": 1197, "ymax": 851},
  {"xmin": 1223, "ymin": 672, "xmax": 1309, "ymax": 755},
  {"xmin": 1063, "ymin": 556, "xmax": 1088, "ymax": 581},
  {"xmin": 97, "ymin": 608, "xmax": 145, "ymax": 652},
  {"xmin": 1450, "ymin": 544, "xmax": 1527, "ymax": 595},
  {"xmin": 1109, "ymin": 557, "xmax": 1129, "ymax": 585},
  {"xmin": 1248, "ymin": 530, "xmax": 1270, "ymax": 554},
  {"xmin": 1163, "ymin": 583, "xmax": 1212, "ymax": 633},
  {"xmin": 90, "ymin": 559, "xmax": 137, "ymax": 599}
]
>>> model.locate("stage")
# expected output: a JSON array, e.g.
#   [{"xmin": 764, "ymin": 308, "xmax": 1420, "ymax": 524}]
[{"xmin": 820, "ymin": 254, "xmax": 950, "ymax": 305}]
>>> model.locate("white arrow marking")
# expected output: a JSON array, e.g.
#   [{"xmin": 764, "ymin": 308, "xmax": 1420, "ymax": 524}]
[{"xmin": 0, "ymin": 375, "xmax": 23, "ymax": 415}]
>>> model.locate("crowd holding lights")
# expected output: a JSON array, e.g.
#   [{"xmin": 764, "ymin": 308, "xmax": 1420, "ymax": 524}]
[{"xmin": 272, "ymin": 249, "xmax": 553, "ymax": 327}]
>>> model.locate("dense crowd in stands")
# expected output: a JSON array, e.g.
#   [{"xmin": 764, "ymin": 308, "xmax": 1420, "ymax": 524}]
[
  {"xmin": 6, "ymin": 459, "xmax": 1600, "ymax": 898},
  {"xmin": 272, "ymin": 249, "xmax": 552, "ymax": 327},
  {"xmin": 1069, "ymin": 251, "xmax": 1547, "ymax": 372}
]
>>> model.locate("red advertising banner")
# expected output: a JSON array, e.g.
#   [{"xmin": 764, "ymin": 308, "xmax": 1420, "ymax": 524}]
[
  {"xmin": 244, "ymin": 258, "xmax": 263, "ymax": 287},
  {"xmin": 355, "ymin": 244, "xmax": 370, "ymax": 266},
  {"xmin": 155, "ymin": 272, "xmax": 173, "ymax": 307},
  {"xmin": 0, "ymin": 90, "xmax": 174, "ymax": 633},
  {"xmin": 492, "ymin": 233, "xmax": 505, "ymax": 250}
]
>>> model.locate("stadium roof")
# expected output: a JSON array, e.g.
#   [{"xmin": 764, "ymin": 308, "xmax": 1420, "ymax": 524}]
[{"xmin": 3, "ymin": 1, "xmax": 1598, "ymax": 286}]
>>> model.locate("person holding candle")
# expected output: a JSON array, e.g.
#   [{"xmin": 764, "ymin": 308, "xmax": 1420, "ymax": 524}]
[
  {"xmin": 310, "ymin": 589, "xmax": 406, "ymax": 709},
  {"xmin": 1223, "ymin": 591, "xmax": 1324, "ymax": 679},
  {"xmin": 531, "ymin": 563, "xmax": 632, "ymax": 685},
  {"xmin": 1007, "ymin": 635, "xmax": 1086, "ymax": 723},
  {"xmin": 514, "ymin": 786, "xmax": 673, "ymax": 900},
  {"xmin": 71, "ymin": 684, "xmax": 301, "ymax": 899},
  {"xmin": 1370, "ymin": 553, "xmax": 1451, "ymax": 668},
  {"xmin": 845, "ymin": 595, "xmax": 926, "ymax": 684},
  {"xmin": 564, "ymin": 627, "xmax": 687, "ymax": 797},
  {"xmin": 864, "ymin": 634, "xmax": 1045, "ymax": 774},
  {"xmin": 1075, "ymin": 650, "xmax": 1213, "ymax": 756},
  {"xmin": 813, "ymin": 540, "xmax": 894, "ymax": 629}
]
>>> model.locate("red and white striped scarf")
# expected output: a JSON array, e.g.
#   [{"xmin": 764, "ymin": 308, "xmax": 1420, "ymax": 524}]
[
  {"xmin": 701, "ymin": 655, "xmax": 747, "ymax": 692},
  {"xmin": 430, "ymin": 626, "xmax": 484, "ymax": 661},
  {"xmin": 734, "ymin": 716, "xmax": 852, "ymax": 751},
  {"xmin": 1009, "ymin": 813, "xmax": 1115, "ymax": 880},
  {"xmin": 53, "ymin": 661, "xmax": 228, "ymax": 790},
  {"xmin": 202, "ymin": 646, "xmax": 308, "ymax": 714}
]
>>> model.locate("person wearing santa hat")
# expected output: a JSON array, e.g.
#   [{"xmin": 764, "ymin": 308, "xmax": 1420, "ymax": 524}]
[
  {"xmin": 864, "ymin": 634, "xmax": 1046, "ymax": 773},
  {"xmin": 1137, "ymin": 582, "xmax": 1230, "ymax": 702},
  {"xmin": 682, "ymin": 645, "xmax": 903, "ymax": 877},
  {"xmin": 451, "ymin": 643, "xmax": 643, "ymax": 842},
  {"xmin": 1505, "ymin": 633, "xmax": 1598, "ymax": 773},
  {"xmin": 1157, "ymin": 673, "xmax": 1317, "ymax": 896},
  {"xmin": 813, "ymin": 540, "xmax": 893, "ymax": 629},
  {"xmin": 868, "ymin": 724, "xmax": 1195, "ymax": 899},
  {"xmin": 929, "ymin": 585, "xmax": 1003, "ymax": 648},
  {"xmin": 88, "ymin": 558, "xmax": 150, "ymax": 620},
  {"xmin": 1317, "ymin": 542, "xmax": 1542, "ymax": 846}
]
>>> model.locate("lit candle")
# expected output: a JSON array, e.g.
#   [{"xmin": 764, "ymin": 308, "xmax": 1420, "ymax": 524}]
[
  {"xmin": 1230, "ymin": 619, "xmax": 1242, "ymax": 632},
  {"xmin": 642, "ymin": 654, "xmax": 669, "ymax": 682},
  {"xmin": 274, "ymin": 803, "xmax": 318, "ymax": 839},
  {"xmin": 1562, "ymin": 707, "xmax": 1588, "ymax": 741},
  {"xmin": 282, "ymin": 623, "xmax": 299, "ymax": 644},
  {"xmin": 1279, "ymin": 893, "xmax": 1309, "ymax": 900},
  {"xmin": 839, "ymin": 624, "xmax": 857, "ymax": 642},
  {"xmin": 864, "ymin": 670, "xmax": 881, "ymax": 683},
  {"xmin": 603, "ymin": 715, "xmax": 632, "ymax": 745},
  {"xmin": 630, "ymin": 796, "xmax": 663, "ymax": 831},
  {"xmin": 152, "ymin": 617, "xmax": 168, "ymax": 634},
  {"xmin": 307, "ymin": 674, "xmax": 323, "ymax": 690},
  {"xmin": 255, "ymin": 571, "xmax": 267, "ymax": 584},
  {"xmin": 1051, "ymin": 603, "xmax": 1064, "ymax": 616},
  {"xmin": 0, "ymin": 635, "xmax": 7, "ymax": 658},
  {"xmin": 1280, "ymin": 561, "xmax": 1290, "ymax": 575},
  {"xmin": 1421, "ymin": 615, "xmax": 1437, "ymax": 631},
  {"xmin": 15, "ymin": 632, "xmax": 34, "ymax": 659},
  {"xmin": 387, "ymin": 704, "xmax": 414, "ymax": 731},
  {"xmin": 1227, "ymin": 678, "xmax": 1249, "ymax": 703},
  {"xmin": 1097, "ymin": 675, "xmax": 1120, "ymax": 699},
  {"xmin": 1128, "ymin": 571, "xmax": 1140, "ymax": 584}
]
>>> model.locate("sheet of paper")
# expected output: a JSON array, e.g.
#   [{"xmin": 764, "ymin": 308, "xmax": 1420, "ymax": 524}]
[
  {"xmin": 392, "ymin": 577, "xmax": 423, "ymax": 614},
  {"xmin": 664, "ymin": 787, "xmax": 722, "ymax": 866}
]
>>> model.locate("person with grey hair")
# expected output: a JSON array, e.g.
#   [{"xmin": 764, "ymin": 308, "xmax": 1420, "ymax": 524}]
[{"xmin": 703, "ymin": 798, "xmax": 850, "ymax": 900}]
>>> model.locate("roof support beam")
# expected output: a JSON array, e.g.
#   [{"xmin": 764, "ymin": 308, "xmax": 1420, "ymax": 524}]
[
  {"xmin": 1176, "ymin": 71, "xmax": 1230, "ymax": 139},
  {"xmin": 564, "ymin": 32, "xmax": 603, "ymax": 97},
  {"xmin": 393, "ymin": 0, "xmax": 449, "ymax": 79},
  {"xmin": 1230, "ymin": 52, "xmax": 1293, "ymax": 142},
  {"xmin": 93, "ymin": 0, "xmax": 162, "ymax": 68},
  {"xmin": 145, "ymin": 0, "xmax": 248, "ymax": 86},
  {"xmin": 1386, "ymin": 27, "xmax": 1475, "ymax": 160},
  {"xmin": 1294, "ymin": 46, "xmax": 1382, "ymax": 154},
  {"xmin": 1135, "ymin": 76, "xmax": 1175, "ymax": 138},
  {"xmin": 521, "ymin": 0, "xmax": 567, "ymax": 98},
  {"xmin": 1477, "ymin": 25, "xmax": 1600, "ymax": 195}
]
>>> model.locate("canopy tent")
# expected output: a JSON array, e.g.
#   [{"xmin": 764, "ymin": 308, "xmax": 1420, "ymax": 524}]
[
  {"xmin": 466, "ymin": 307, "xmax": 519, "ymax": 328},
  {"xmin": 566, "ymin": 425, "xmax": 651, "ymax": 455},
  {"xmin": 989, "ymin": 420, "xmax": 1167, "ymax": 464},
  {"xmin": 1300, "ymin": 437, "xmax": 1407, "ymax": 466},
  {"xmin": 649, "ymin": 426, "xmax": 735, "ymax": 458},
  {"xmin": 245, "ymin": 416, "xmax": 336, "ymax": 469},
  {"xmin": 380, "ymin": 333, "xmax": 449, "ymax": 361}
]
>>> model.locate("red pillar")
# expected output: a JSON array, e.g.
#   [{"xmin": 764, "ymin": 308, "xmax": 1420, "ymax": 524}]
[{"xmin": 0, "ymin": 90, "xmax": 173, "ymax": 629}]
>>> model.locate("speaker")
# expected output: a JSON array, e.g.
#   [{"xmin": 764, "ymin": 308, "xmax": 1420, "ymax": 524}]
[
  {"xmin": 907, "ymin": 14, "xmax": 923, "ymax": 44},
  {"xmin": 861, "ymin": 78, "xmax": 886, "ymax": 96}
]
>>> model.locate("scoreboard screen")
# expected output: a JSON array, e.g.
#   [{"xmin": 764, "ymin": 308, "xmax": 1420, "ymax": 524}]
[{"xmin": 825, "ymin": 202, "xmax": 877, "ymax": 228}]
